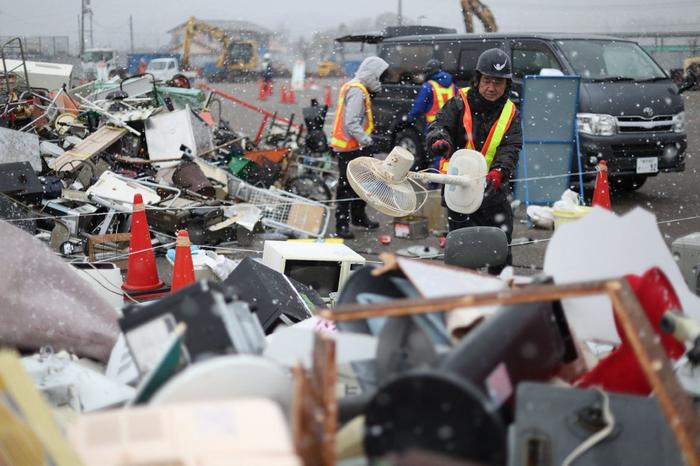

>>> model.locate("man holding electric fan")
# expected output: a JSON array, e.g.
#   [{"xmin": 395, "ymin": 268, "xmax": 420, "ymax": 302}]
[{"xmin": 426, "ymin": 48, "xmax": 523, "ymax": 264}]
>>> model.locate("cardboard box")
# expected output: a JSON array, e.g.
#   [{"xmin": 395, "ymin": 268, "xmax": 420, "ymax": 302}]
[{"xmin": 393, "ymin": 216, "xmax": 429, "ymax": 239}]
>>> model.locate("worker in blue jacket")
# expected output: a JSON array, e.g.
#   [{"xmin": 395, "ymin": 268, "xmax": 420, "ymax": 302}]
[{"xmin": 407, "ymin": 59, "xmax": 457, "ymax": 169}]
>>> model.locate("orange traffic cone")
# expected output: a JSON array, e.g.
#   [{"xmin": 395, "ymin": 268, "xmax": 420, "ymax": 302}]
[
  {"xmin": 280, "ymin": 84, "xmax": 288, "ymax": 103},
  {"xmin": 592, "ymin": 160, "xmax": 611, "ymax": 209},
  {"xmin": 171, "ymin": 230, "xmax": 195, "ymax": 293},
  {"xmin": 258, "ymin": 79, "xmax": 267, "ymax": 101},
  {"xmin": 287, "ymin": 86, "xmax": 296, "ymax": 104},
  {"xmin": 324, "ymin": 84, "xmax": 332, "ymax": 108},
  {"xmin": 122, "ymin": 193, "xmax": 166, "ymax": 297}
]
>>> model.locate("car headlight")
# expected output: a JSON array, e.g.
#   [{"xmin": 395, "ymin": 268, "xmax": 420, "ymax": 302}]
[
  {"xmin": 577, "ymin": 113, "xmax": 617, "ymax": 136},
  {"xmin": 673, "ymin": 111, "xmax": 686, "ymax": 133}
]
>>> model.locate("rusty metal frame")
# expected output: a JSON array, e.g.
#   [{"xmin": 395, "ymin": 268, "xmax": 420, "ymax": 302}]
[{"xmin": 319, "ymin": 279, "xmax": 700, "ymax": 465}]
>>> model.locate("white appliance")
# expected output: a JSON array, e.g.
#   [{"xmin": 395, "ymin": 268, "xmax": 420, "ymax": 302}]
[{"xmin": 262, "ymin": 241, "xmax": 366, "ymax": 297}]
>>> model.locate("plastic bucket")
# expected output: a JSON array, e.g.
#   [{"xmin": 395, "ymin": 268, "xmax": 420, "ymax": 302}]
[{"xmin": 553, "ymin": 206, "xmax": 593, "ymax": 229}]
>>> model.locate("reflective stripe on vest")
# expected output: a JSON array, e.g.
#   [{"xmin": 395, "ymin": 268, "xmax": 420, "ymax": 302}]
[
  {"xmin": 439, "ymin": 87, "xmax": 516, "ymax": 174},
  {"xmin": 425, "ymin": 80, "xmax": 456, "ymax": 123},
  {"xmin": 330, "ymin": 82, "xmax": 374, "ymax": 151}
]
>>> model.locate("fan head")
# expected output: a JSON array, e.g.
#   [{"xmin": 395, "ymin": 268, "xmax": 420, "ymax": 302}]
[
  {"xmin": 442, "ymin": 149, "xmax": 487, "ymax": 215},
  {"xmin": 346, "ymin": 146, "xmax": 427, "ymax": 217}
]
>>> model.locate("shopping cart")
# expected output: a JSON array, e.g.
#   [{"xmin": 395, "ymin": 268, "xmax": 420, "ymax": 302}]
[{"xmin": 228, "ymin": 174, "xmax": 330, "ymax": 238}]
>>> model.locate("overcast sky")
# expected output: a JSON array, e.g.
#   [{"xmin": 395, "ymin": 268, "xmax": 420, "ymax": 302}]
[{"xmin": 1, "ymin": 0, "xmax": 699, "ymax": 51}]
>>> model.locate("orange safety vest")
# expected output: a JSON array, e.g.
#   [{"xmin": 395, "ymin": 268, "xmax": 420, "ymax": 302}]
[
  {"xmin": 439, "ymin": 87, "xmax": 516, "ymax": 174},
  {"xmin": 330, "ymin": 81, "xmax": 374, "ymax": 152},
  {"xmin": 425, "ymin": 80, "xmax": 456, "ymax": 123}
]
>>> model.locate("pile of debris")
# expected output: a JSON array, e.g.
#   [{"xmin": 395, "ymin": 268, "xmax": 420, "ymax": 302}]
[{"xmin": 2, "ymin": 51, "xmax": 700, "ymax": 466}]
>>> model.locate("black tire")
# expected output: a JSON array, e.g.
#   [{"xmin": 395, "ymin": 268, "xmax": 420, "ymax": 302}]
[
  {"xmin": 610, "ymin": 175, "xmax": 647, "ymax": 192},
  {"xmin": 285, "ymin": 174, "xmax": 332, "ymax": 202},
  {"xmin": 395, "ymin": 128, "xmax": 427, "ymax": 170}
]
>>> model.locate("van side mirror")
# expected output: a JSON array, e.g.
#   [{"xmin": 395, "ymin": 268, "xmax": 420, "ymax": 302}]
[{"xmin": 679, "ymin": 67, "xmax": 698, "ymax": 95}]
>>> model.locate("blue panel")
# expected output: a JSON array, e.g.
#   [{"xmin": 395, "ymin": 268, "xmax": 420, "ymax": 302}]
[{"xmin": 515, "ymin": 75, "xmax": 582, "ymax": 206}]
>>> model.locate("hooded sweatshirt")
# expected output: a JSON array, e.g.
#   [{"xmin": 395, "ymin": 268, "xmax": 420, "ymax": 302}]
[
  {"xmin": 407, "ymin": 70, "xmax": 456, "ymax": 122},
  {"xmin": 340, "ymin": 56, "xmax": 389, "ymax": 148}
]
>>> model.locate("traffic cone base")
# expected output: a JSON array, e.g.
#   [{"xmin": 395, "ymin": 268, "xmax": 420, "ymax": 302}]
[
  {"xmin": 123, "ymin": 193, "xmax": 165, "ymax": 294},
  {"xmin": 592, "ymin": 160, "xmax": 611, "ymax": 209},
  {"xmin": 171, "ymin": 230, "xmax": 196, "ymax": 293}
]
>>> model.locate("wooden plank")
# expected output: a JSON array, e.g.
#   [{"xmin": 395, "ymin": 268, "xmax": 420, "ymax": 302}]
[
  {"xmin": 49, "ymin": 126, "xmax": 127, "ymax": 171},
  {"xmin": 607, "ymin": 281, "xmax": 700, "ymax": 466},
  {"xmin": 287, "ymin": 203, "xmax": 325, "ymax": 236},
  {"xmin": 292, "ymin": 333, "xmax": 336, "ymax": 466},
  {"xmin": 321, "ymin": 280, "xmax": 610, "ymax": 321}
]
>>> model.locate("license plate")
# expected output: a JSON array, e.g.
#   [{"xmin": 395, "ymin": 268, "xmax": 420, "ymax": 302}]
[{"xmin": 636, "ymin": 157, "xmax": 658, "ymax": 174}]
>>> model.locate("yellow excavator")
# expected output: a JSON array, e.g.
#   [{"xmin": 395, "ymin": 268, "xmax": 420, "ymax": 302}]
[
  {"xmin": 181, "ymin": 16, "xmax": 258, "ymax": 80},
  {"xmin": 460, "ymin": 0, "xmax": 498, "ymax": 33}
]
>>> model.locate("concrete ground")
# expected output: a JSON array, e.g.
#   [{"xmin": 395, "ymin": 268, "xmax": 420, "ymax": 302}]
[{"xmin": 206, "ymin": 78, "xmax": 700, "ymax": 274}]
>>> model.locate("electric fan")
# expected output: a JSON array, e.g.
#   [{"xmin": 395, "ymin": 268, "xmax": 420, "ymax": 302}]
[{"xmin": 346, "ymin": 146, "xmax": 487, "ymax": 217}]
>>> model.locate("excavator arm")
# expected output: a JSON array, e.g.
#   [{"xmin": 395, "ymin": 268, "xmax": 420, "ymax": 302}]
[
  {"xmin": 181, "ymin": 16, "xmax": 233, "ymax": 70},
  {"xmin": 460, "ymin": 0, "xmax": 498, "ymax": 33}
]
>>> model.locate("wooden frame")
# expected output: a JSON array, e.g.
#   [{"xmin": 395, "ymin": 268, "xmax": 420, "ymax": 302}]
[
  {"xmin": 292, "ymin": 332, "xmax": 337, "ymax": 466},
  {"xmin": 319, "ymin": 279, "xmax": 700, "ymax": 465}
]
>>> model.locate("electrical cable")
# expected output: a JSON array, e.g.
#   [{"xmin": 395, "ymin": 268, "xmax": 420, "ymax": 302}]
[{"xmin": 561, "ymin": 389, "xmax": 615, "ymax": 466}]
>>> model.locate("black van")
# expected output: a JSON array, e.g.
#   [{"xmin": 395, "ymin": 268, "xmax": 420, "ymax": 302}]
[{"xmin": 340, "ymin": 32, "xmax": 692, "ymax": 191}]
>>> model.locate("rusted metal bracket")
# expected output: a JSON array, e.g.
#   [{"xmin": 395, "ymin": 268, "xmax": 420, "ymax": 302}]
[{"xmin": 321, "ymin": 279, "xmax": 700, "ymax": 465}]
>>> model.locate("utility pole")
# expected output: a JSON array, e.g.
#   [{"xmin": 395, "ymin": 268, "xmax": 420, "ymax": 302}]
[
  {"xmin": 78, "ymin": 14, "xmax": 83, "ymax": 55},
  {"xmin": 89, "ymin": 9, "xmax": 94, "ymax": 48},
  {"xmin": 79, "ymin": 2, "xmax": 85, "ymax": 54},
  {"xmin": 129, "ymin": 15, "xmax": 134, "ymax": 53},
  {"xmin": 397, "ymin": 0, "xmax": 403, "ymax": 26}
]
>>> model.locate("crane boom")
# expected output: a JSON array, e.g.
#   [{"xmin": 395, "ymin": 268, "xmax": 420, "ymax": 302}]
[{"xmin": 460, "ymin": 0, "xmax": 498, "ymax": 33}]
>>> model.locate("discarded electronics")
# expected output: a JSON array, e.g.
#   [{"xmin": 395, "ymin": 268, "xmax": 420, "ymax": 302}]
[
  {"xmin": 363, "ymin": 300, "xmax": 577, "ymax": 464},
  {"xmin": 144, "ymin": 105, "xmax": 213, "ymax": 167},
  {"xmin": 222, "ymin": 256, "xmax": 321, "ymax": 333},
  {"xmin": 0, "ymin": 161, "xmax": 43, "ymax": 203},
  {"xmin": 145, "ymin": 197, "xmax": 237, "ymax": 244},
  {"xmin": 119, "ymin": 281, "xmax": 266, "ymax": 372},
  {"xmin": 509, "ymin": 383, "xmax": 684, "ymax": 466},
  {"xmin": 262, "ymin": 240, "xmax": 366, "ymax": 298}
]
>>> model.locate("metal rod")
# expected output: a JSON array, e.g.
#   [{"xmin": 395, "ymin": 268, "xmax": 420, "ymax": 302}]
[{"xmin": 321, "ymin": 280, "xmax": 610, "ymax": 321}]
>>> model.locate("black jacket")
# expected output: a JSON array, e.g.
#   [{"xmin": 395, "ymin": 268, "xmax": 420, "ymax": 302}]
[{"xmin": 426, "ymin": 88, "xmax": 522, "ymax": 183}]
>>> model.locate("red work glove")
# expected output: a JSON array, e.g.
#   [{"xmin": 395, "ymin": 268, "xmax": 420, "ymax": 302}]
[
  {"xmin": 430, "ymin": 139, "xmax": 452, "ymax": 158},
  {"xmin": 484, "ymin": 169, "xmax": 503, "ymax": 197}
]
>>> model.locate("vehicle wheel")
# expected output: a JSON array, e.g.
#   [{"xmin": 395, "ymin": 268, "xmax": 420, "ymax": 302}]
[
  {"xmin": 610, "ymin": 175, "xmax": 647, "ymax": 192},
  {"xmin": 285, "ymin": 174, "xmax": 332, "ymax": 202},
  {"xmin": 395, "ymin": 128, "xmax": 427, "ymax": 170},
  {"xmin": 170, "ymin": 73, "xmax": 191, "ymax": 89}
]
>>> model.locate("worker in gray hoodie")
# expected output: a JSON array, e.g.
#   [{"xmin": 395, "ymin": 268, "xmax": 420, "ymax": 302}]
[{"xmin": 330, "ymin": 56, "xmax": 389, "ymax": 239}]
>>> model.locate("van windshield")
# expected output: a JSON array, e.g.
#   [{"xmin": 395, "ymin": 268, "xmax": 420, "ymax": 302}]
[
  {"xmin": 147, "ymin": 61, "xmax": 167, "ymax": 71},
  {"xmin": 556, "ymin": 40, "xmax": 667, "ymax": 82}
]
